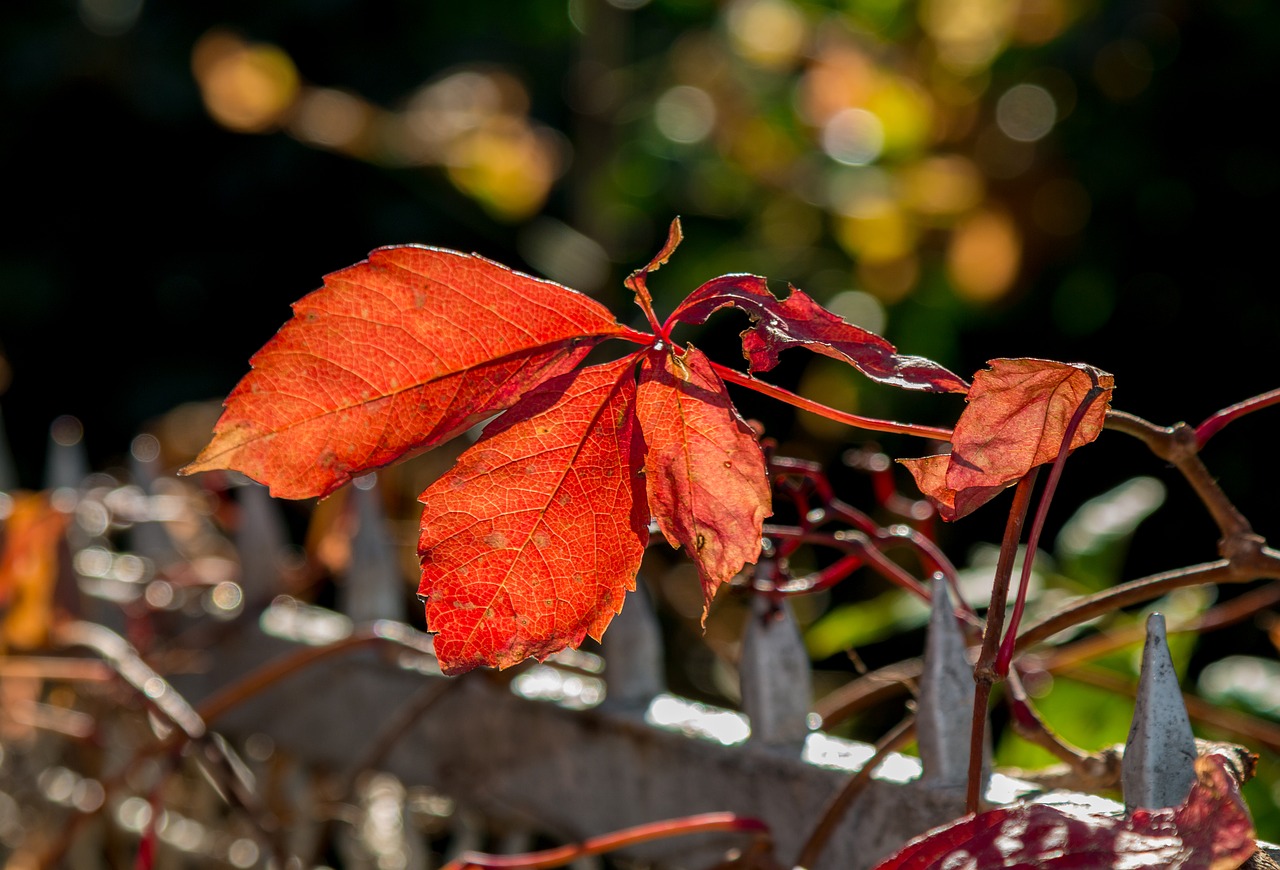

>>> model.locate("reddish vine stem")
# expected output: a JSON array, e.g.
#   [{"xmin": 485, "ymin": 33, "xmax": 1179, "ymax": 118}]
[
  {"xmin": 1004, "ymin": 668, "xmax": 1120, "ymax": 791},
  {"xmin": 1013, "ymin": 559, "xmax": 1280, "ymax": 654},
  {"xmin": 995, "ymin": 385, "xmax": 1107, "ymax": 676},
  {"xmin": 711, "ymin": 361, "xmax": 955, "ymax": 440},
  {"xmin": 440, "ymin": 812, "xmax": 769, "ymax": 870},
  {"xmin": 967, "ymin": 471, "xmax": 1038, "ymax": 814},
  {"xmin": 1104, "ymin": 412, "xmax": 1253, "ymax": 542},
  {"xmin": 1035, "ymin": 579, "xmax": 1280, "ymax": 676},
  {"xmin": 794, "ymin": 714, "xmax": 917, "ymax": 870},
  {"xmin": 1195, "ymin": 387, "xmax": 1280, "ymax": 448},
  {"xmin": 760, "ymin": 525, "xmax": 931, "ymax": 603}
]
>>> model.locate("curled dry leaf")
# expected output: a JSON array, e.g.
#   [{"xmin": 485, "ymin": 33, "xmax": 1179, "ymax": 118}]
[
  {"xmin": 874, "ymin": 750, "xmax": 1256, "ymax": 870},
  {"xmin": 900, "ymin": 358, "xmax": 1114, "ymax": 520},
  {"xmin": 183, "ymin": 247, "xmax": 625, "ymax": 499},
  {"xmin": 635, "ymin": 344, "xmax": 771, "ymax": 619},
  {"xmin": 418, "ymin": 357, "xmax": 648, "ymax": 674},
  {"xmin": 668, "ymin": 275, "xmax": 970, "ymax": 394}
]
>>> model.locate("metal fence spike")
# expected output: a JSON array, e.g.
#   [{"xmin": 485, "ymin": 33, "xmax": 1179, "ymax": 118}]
[
  {"xmin": 918, "ymin": 578, "xmax": 979, "ymax": 788},
  {"xmin": 0, "ymin": 405, "xmax": 17, "ymax": 491},
  {"xmin": 235, "ymin": 482, "xmax": 291, "ymax": 601},
  {"xmin": 1123, "ymin": 611, "xmax": 1196, "ymax": 812},
  {"xmin": 740, "ymin": 594, "xmax": 811, "ymax": 751},
  {"xmin": 341, "ymin": 476, "xmax": 406, "ymax": 622},
  {"xmin": 45, "ymin": 415, "xmax": 89, "ymax": 492},
  {"xmin": 600, "ymin": 578, "xmax": 664, "ymax": 711},
  {"xmin": 127, "ymin": 434, "xmax": 181, "ymax": 565}
]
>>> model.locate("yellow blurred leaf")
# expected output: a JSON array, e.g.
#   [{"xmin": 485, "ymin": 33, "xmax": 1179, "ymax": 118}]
[{"xmin": 0, "ymin": 493, "xmax": 70, "ymax": 651}]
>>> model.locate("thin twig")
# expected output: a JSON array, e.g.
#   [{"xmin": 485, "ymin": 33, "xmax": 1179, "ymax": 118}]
[
  {"xmin": 1104, "ymin": 411, "xmax": 1253, "ymax": 541},
  {"xmin": 1015, "ymin": 562, "xmax": 1248, "ymax": 653}
]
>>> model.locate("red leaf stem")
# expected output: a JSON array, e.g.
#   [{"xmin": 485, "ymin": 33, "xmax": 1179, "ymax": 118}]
[
  {"xmin": 994, "ymin": 384, "xmax": 1107, "ymax": 677},
  {"xmin": 1195, "ymin": 387, "xmax": 1280, "ymax": 448},
  {"xmin": 442, "ymin": 812, "xmax": 769, "ymax": 870},
  {"xmin": 711, "ymin": 363, "xmax": 956, "ymax": 440}
]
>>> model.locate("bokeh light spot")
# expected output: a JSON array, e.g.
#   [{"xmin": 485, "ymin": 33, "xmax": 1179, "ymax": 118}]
[
  {"xmin": 655, "ymin": 86, "xmax": 717, "ymax": 144},
  {"xmin": 836, "ymin": 197, "xmax": 915, "ymax": 264},
  {"xmin": 996, "ymin": 83, "xmax": 1056, "ymax": 142},
  {"xmin": 726, "ymin": 0, "xmax": 808, "ymax": 70},
  {"xmin": 857, "ymin": 255, "xmax": 920, "ymax": 303},
  {"xmin": 210, "ymin": 581, "xmax": 244, "ymax": 613},
  {"xmin": 919, "ymin": 0, "xmax": 1016, "ymax": 73},
  {"xmin": 1013, "ymin": 0, "xmax": 1071, "ymax": 45},
  {"xmin": 289, "ymin": 88, "xmax": 371, "ymax": 150},
  {"xmin": 866, "ymin": 78, "xmax": 932, "ymax": 157},
  {"xmin": 130, "ymin": 433, "xmax": 161, "ymax": 464},
  {"xmin": 901, "ymin": 155, "xmax": 984, "ymax": 218},
  {"xmin": 822, "ymin": 108, "xmax": 885, "ymax": 166},
  {"xmin": 192, "ymin": 31, "xmax": 300, "ymax": 133},
  {"xmin": 827, "ymin": 289, "xmax": 887, "ymax": 336},
  {"xmin": 946, "ymin": 208, "xmax": 1021, "ymax": 302},
  {"xmin": 50, "ymin": 415, "xmax": 83, "ymax": 447}
]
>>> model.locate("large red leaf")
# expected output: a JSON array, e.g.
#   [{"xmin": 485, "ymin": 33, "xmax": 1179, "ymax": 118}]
[
  {"xmin": 183, "ymin": 247, "xmax": 625, "ymax": 499},
  {"xmin": 873, "ymin": 751, "xmax": 1256, "ymax": 869},
  {"xmin": 635, "ymin": 345, "xmax": 771, "ymax": 618},
  {"xmin": 900, "ymin": 359, "xmax": 1114, "ymax": 520},
  {"xmin": 417, "ymin": 356, "xmax": 649, "ymax": 674},
  {"xmin": 668, "ymin": 275, "xmax": 969, "ymax": 394}
]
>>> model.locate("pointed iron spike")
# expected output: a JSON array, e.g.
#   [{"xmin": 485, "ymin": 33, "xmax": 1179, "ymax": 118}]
[
  {"xmin": 740, "ymin": 593, "xmax": 812, "ymax": 752},
  {"xmin": 44, "ymin": 415, "xmax": 90, "ymax": 492},
  {"xmin": 600, "ymin": 577, "xmax": 664, "ymax": 711},
  {"xmin": 1123, "ymin": 612, "xmax": 1197, "ymax": 813},
  {"xmin": 918, "ymin": 577, "xmax": 980, "ymax": 787},
  {"xmin": 341, "ymin": 476, "xmax": 406, "ymax": 622},
  {"xmin": 0, "ymin": 405, "xmax": 17, "ymax": 491},
  {"xmin": 127, "ymin": 434, "xmax": 181, "ymax": 565},
  {"xmin": 235, "ymin": 482, "xmax": 291, "ymax": 601}
]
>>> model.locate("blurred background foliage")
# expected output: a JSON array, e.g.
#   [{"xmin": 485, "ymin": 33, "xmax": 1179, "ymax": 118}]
[{"xmin": 4, "ymin": 0, "xmax": 1280, "ymax": 843}]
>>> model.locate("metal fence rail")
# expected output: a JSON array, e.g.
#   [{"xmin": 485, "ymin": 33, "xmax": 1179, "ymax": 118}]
[{"xmin": 3, "ymin": 424, "xmax": 1279, "ymax": 868}]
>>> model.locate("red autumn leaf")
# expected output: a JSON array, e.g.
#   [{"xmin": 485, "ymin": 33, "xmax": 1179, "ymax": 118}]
[
  {"xmin": 668, "ymin": 275, "xmax": 969, "ymax": 394},
  {"xmin": 874, "ymin": 751, "xmax": 1256, "ymax": 870},
  {"xmin": 635, "ymin": 345, "xmax": 771, "ymax": 618},
  {"xmin": 900, "ymin": 358, "xmax": 1114, "ymax": 520},
  {"xmin": 183, "ymin": 246, "xmax": 625, "ymax": 499},
  {"xmin": 417, "ymin": 356, "xmax": 649, "ymax": 675}
]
